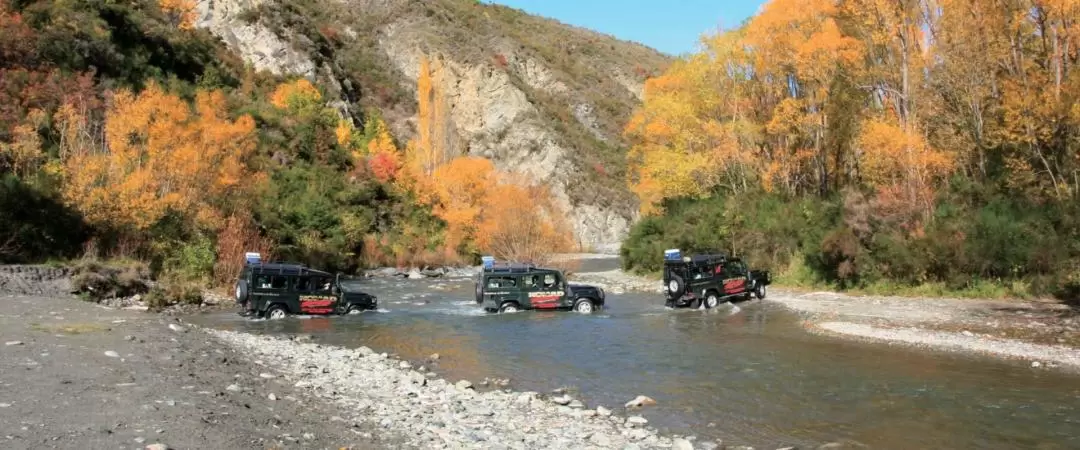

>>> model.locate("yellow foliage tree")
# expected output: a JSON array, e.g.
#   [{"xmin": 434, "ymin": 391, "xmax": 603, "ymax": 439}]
[
  {"xmin": 159, "ymin": 0, "xmax": 196, "ymax": 30},
  {"xmin": 61, "ymin": 83, "xmax": 260, "ymax": 232},
  {"xmin": 270, "ymin": 78, "xmax": 323, "ymax": 114},
  {"xmin": 0, "ymin": 109, "xmax": 46, "ymax": 178}
]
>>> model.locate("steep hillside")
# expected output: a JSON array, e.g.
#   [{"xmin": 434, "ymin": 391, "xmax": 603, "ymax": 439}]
[{"xmin": 195, "ymin": 0, "xmax": 671, "ymax": 252}]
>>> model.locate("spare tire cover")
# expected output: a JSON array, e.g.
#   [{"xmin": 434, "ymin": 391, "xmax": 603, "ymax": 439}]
[
  {"xmin": 668, "ymin": 274, "xmax": 685, "ymax": 297},
  {"xmin": 235, "ymin": 280, "xmax": 249, "ymax": 303}
]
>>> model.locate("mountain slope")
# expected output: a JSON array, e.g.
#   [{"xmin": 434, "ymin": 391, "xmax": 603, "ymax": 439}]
[{"xmin": 195, "ymin": 0, "xmax": 671, "ymax": 252}]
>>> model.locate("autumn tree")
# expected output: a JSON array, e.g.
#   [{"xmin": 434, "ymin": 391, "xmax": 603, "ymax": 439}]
[
  {"xmin": 158, "ymin": 0, "xmax": 196, "ymax": 30},
  {"xmin": 61, "ymin": 82, "xmax": 260, "ymax": 233},
  {"xmin": 408, "ymin": 55, "xmax": 456, "ymax": 177},
  {"xmin": 476, "ymin": 181, "xmax": 572, "ymax": 264}
]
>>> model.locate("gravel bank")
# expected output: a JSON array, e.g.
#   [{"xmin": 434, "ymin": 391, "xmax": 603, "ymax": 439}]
[
  {"xmin": 813, "ymin": 322, "xmax": 1080, "ymax": 370},
  {"xmin": 0, "ymin": 294, "xmax": 387, "ymax": 449},
  {"xmin": 769, "ymin": 290, "xmax": 1080, "ymax": 371},
  {"xmin": 206, "ymin": 329, "xmax": 719, "ymax": 450}
]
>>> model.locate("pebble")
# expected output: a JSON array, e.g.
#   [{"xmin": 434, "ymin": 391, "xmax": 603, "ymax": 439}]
[
  {"xmin": 455, "ymin": 380, "xmax": 473, "ymax": 390},
  {"xmin": 428, "ymin": 353, "xmax": 440, "ymax": 361},
  {"xmin": 124, "ymin": 335, "xmax": 136, "ymax": 341},
  {"xmin": 626, "ymin": 416, "xmax": 648, "ymax": 427},
  {"xmin": 551, "ymin": 395, "xmax": 572, "ymax": 406},
  {"xmin": 226, "ymin": 384, "xmax": 241, "ymax": 392},
  {"xmin": 134, "ymin": 437, "xmax": 146, "ymax": 444},
  {"xmin": 1031, "ymin": 361, "xmax": 1042, "ymax": 368},
  {"xmin": 625, "ymin": 395, "xmax": 656, "ymax": 408},
  {"xmin": 673, "ymin": 438, "xmax": 694, "ymax": 450},
  {"xmin": 5, "ymin": 341, "xmax": 24, "ymax": 346},
  {"xmin": 596, "ymin": 406, "xmax": 612, "ymax": 416},
  {"xmin": 0, "ymin": 403, "xmax": 11, "ymax": 408},
  {"xmin": 145, "ymin": 444, "xmax": 169, "ymax": 450},
  {"xmin": 104, "ymin": 351, "xmax": 119, "ymax": 358},
  {"xmin": 259, "ymin": 373, "xmax": 276, "ymax": 379},
  {"xmin": 268, "ymin": 393, "xmax": 278, "ymax": 401}
]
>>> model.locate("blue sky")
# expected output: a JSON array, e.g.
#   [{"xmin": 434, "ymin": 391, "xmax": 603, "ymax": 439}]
[{"xmin": 487, "ymin": 0, "xmax": 767, "ymax": 56}]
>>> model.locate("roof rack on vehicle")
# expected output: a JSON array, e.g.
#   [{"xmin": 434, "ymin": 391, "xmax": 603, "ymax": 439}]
[{"xmin": 480, "ymin": 256, "xmax": 536, "ymax": 273}]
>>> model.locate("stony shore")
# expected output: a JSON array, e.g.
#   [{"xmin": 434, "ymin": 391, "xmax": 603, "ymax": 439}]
[{"xmin": 204, "ymin": 328, "xmax": 716, "ymax": 450}]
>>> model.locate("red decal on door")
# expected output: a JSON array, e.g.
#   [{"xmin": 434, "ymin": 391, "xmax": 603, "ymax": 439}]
[
  {"xmin": 300, "ymin": 297, "xmax": 336, "ymax": 314},
  {"xmin": 723, "ymin": 279, "xmax": 746, "ymax": 294}
]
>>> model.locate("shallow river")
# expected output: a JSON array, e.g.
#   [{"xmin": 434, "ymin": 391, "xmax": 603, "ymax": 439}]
[{"xmin": 191, "ymin": 259, "xmax": 1080, "ymax": 449}]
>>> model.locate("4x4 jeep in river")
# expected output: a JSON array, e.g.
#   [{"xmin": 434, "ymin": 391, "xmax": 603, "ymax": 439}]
[
  {"xmin": 662, "ymin": 249, "xmax": 771, "ymax": 309},
  {"xmin": 234, "ymin": 253, "xmax": 377, "ymax": 319},
  {"xmin": 474, "ymin": 257, "xmax": 605, "ymax": 314}
]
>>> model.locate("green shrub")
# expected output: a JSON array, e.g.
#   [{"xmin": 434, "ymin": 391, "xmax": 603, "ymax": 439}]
[
  {"xmin": 621, "ymin": 185, "xmax": 1080, "ymax": 301},
  {"xmin": 70, "ymin": 259, "xmax": 151, "ymax": 301}
]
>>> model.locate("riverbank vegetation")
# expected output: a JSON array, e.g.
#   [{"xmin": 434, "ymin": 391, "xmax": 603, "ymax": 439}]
[
  {"xmin": 0, "ymin": 0, "xmax": 568, "ymax": 298},
  {"xmin": 621, "ymin": 0, "xmax": 1080, "ymax": 302}
]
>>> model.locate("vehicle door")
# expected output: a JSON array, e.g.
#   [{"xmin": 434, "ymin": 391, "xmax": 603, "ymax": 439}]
[
  {"xmin": 524, "ymin": 272, "xmax": 564, "ymax": 309},
  {"xmin": 298, "ymin": 275, "xmax": 336, "ymax": 314},
  {"xmin": 721, "ymin": 260, "xmax": 748, "ymax": 295},
  {"xmin": 687, "ymin": 263, "xmax": 712, "ymax": 297},
  {"xmin": 484, "ymin": 274, "xmax": 519, "ymax": 307},
  {"xmin": 251, "ymin": 272, "xmax": 291, "ymax": 311}
]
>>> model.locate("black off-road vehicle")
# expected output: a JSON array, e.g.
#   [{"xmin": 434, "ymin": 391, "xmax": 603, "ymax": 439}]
[
  {"xmin": 234, "ymin": 253, "xmax": 377, "ymax": 319},
  {"xmin": 662, "ymin": 249, "xmax": 771, "ymax": 309},
  {"xmin": 474, "ymin": 258, "xmax": 605, "ymax": 314}
]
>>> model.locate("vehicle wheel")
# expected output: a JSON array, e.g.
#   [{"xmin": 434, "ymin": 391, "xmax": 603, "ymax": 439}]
[
  {"xmin": 474, "ymin": 282, "xmax": 483, "ymax": 304},
  {"xmin": 265, "ymin": 304, "xmax": 288, "ymax": 320},
  {"xmin": 573, "ymin": 299, "xmax": 595, "ymax": 313},
  {"xmin": 234, "ymin": 280, "xmax": 248, "ymax": 302},
  {"xmin": 499, "ymin": 302, "xmax": 520, "ymax": 314},
  {"xmin": 703, "ymin": 292, "xmax": 721, "ymax": 309},
  {"xmin": 755, "ymin": 283, "xmax": 767, "ymax": 300},
  {"xmin": 667, "ymin": 274, "xmax": 685, "ymax": 297}
]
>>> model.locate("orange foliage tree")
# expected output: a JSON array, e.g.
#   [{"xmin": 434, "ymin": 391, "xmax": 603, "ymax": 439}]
[{"xmin": 60, "ymin": 82, "xmax": 260, "ymax": 233}]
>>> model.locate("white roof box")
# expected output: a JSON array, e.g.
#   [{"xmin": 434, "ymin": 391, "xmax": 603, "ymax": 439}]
[{"xmin": 245, "ymin": 252, "xmax": 262, "ymax": 264}]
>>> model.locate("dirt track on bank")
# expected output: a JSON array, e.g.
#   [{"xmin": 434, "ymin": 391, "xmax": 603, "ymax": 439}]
[{"xmin": 0, "ymin": 293, "xmax": 392, "ymax": 450}]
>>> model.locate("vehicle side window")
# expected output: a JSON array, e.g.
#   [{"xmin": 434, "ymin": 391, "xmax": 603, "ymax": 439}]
[
  {"xmin": 270, "ymin": 275, "xmax": 289, "ymax": 290},
  {"xmin": 487, "ymin": 276, "xmax": 516, "ymax": 289},
  {"xmin": 255, "ymin": 275, "xmax": 271, "ymax": 289},
  {"xmin": 311, "ymin": 277, "xmax": 331, "ymax": 293},
  {"xmin": 541, "ymin": 273, "xmax": 561, "ymax": 290},
  {"xmin": 296, "ymin": 276, "xmax": 312, "ymax": 292}
]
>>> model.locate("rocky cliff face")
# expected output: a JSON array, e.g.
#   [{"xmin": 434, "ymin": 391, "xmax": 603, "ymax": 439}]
[{"xmin": 194, "ymin": 0, "xmax": 670, "ymax": 253}]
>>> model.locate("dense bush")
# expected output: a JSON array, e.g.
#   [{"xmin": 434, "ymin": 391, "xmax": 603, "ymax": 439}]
[
  {"xmin": 70, "ymin": 259, "xmax": 151, "ymax": 302},
  {"xmin": 621, "ymin": 185, "xmax": 1080, "ymax": 301}
]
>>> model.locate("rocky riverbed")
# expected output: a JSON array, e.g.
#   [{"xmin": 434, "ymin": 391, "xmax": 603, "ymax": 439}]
[{"xmin": 205, "ymin": 328, "xmax": 721, "ymax": 450}]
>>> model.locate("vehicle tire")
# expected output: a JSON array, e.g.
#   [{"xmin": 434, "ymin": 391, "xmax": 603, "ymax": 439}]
[
  {"xmin": 755, "ymin": 283, "xmax": 767, "ymax": 300},
  {"xmin": 573, "ymin": 299, "xmax": 595, "ymax": 314},
  {"xmin": 474, "ymin": 282, "xmax": 483, "ymax": 304},
  {"xmin": 499, "ymin": 302, "xmax": 520, "ymax": 314},
  {"xmin": 667, "ymin": 274, "xmax": 686, "ymax": 297},
  {"xmin": 234, "ymin": 280, "xmax": 249, "ymax": 303},
  {"xmin": 703, "ymin": 291, "xmax": 721, "ymax": 309},
  {"xmin": 265, "ymin": 304, "xmax": 288, "ymax": 320}
]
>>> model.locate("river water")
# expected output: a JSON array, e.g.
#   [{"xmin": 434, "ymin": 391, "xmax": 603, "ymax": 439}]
[{"xmin": 192, "ymin": 258, "xmax": 1080, "ymax": 449}]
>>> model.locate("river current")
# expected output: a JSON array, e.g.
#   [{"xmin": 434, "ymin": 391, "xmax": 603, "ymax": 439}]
[{"xmin": 191, "ymin": 258, "xmax": 1080, "ymax": 449}]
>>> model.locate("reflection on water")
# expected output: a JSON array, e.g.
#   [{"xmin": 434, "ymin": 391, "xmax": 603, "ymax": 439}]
[{"xmin": 191, "ymin": 266, "xmax": 1080, "ymax": 449}]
